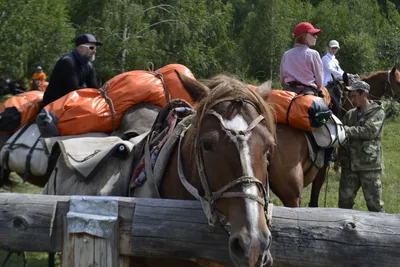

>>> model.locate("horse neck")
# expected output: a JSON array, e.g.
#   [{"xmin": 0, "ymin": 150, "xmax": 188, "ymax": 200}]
[{"xmin": 363, "ymin": 72, "xmax": 388, "ymax": 100}]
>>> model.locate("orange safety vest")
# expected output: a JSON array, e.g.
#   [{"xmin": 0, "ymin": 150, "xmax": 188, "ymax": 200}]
[{"xmin": 31, "ymin": 72, "xmax": 46, "ymax": 82}]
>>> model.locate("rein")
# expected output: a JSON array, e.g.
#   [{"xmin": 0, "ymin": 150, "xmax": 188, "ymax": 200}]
[{"xmin": 176, "ymin": 98, "xmax": 272, "ymax": 233}]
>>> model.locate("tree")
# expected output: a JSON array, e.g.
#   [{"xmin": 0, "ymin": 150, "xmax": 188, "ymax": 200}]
[
  {"xmin": 375, "ymin": 1, "xmax": 400, "ymax": 67},
  {"xmin": 0, "ymin": 0, "xmax": 74, "ymax": 81},
  {"xmin": 240, "ymin": 0, "xmax": 307, "ymax": 83}
]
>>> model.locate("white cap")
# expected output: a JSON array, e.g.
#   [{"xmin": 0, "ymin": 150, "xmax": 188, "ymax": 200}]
[{"xmin": 328, "ymin": 40, "xmax": 340, "ymax": 48}]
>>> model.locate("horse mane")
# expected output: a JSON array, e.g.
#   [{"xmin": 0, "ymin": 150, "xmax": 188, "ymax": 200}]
[
  {"xmin": 361, "ymin": 70, "xmax": 387, "ymax": 80},
  {"xmin": 192, "ymin": 74, "xmax": 276, "ymax": 143}
]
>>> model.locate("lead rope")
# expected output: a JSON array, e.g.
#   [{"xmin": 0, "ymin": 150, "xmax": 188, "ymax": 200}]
[
  {"xmin": 147, "ymin": 62, "xmax": 172, "ymax": 104},
  {"xmin": 323, "ymin": 163, "xmax": 331, "ymax": 207},
  {"xmin": 99, "ymin": 82, "xmax": 116, "ymax": 132}
]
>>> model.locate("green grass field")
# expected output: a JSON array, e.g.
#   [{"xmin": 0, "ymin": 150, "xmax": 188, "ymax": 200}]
[{"xmin": 1, "ymin": 115, "xmax": 399, "ymax": 267}]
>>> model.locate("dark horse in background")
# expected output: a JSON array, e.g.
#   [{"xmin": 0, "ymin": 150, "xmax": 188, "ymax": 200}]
[{"xmin": 0, "ymin": 78, "xmax": 26, "ymax": 96}]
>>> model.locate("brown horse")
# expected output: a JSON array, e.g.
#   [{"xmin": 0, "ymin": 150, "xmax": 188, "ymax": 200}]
[
  {"xmin": 261, "ymin": 81, "xmax": 343, "ymax": 208},
  {"xmin": 338, "ymin": 66, "xmax": 400, "ymax": 113},
  {"xmin": 267, "ymin": 123, "xmax": 322, "ymax": 207},
  {"xmin": 153, "ymin": 74, "xmax": 276, "ymax": 267},
  {"xmin": 361, "ymin": 66, "xmax": 400, "ymax": 100},
  {"xmin": 43, "ymin": 73, "xmax": 277, "ymax": 267}
]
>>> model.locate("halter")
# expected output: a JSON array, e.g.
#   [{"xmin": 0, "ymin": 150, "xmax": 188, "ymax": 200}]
[{"xmin": 177, "ymin": 98, "xmax": 272, "ymax": 233}]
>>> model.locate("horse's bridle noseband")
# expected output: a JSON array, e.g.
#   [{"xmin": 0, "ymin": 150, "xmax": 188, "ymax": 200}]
[{"xmin": 177, "ymin": 98, "xmax": 272, "ymax": 233}]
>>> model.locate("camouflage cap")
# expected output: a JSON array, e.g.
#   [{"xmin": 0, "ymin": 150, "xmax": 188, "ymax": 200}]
[{"xmin": 346, "ymin": 80, "xmax": 370, "ymax": 92}]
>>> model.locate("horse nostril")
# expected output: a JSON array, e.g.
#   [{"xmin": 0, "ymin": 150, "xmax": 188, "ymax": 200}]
[{"xmin": 229, "ymin": 235, "xmax": 247, "ymax": 259}]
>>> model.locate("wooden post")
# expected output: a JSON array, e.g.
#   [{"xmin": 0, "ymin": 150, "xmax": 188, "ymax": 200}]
[{"xmin": 61, "ymin": 196, "xmax": 129, "ymax": 267}]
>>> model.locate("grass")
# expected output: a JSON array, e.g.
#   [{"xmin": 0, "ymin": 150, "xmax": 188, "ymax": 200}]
[
  {"xmin": 0, "ymin": 107, "xmax": 399, "ymax": 266},
  {"xmin": 0, "ymin": 175, "xmax": 61, "ymax": 267}
]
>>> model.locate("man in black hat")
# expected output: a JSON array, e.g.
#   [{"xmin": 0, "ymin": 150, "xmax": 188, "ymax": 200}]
[{"xmin": 42, "ymin": 34, "xmax": 103, "ymax": 107}]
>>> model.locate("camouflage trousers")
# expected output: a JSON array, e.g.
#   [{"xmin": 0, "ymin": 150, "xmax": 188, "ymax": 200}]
[{"xmin": 338, "ymin": 168, "xmax": 384, "ymax": 212}]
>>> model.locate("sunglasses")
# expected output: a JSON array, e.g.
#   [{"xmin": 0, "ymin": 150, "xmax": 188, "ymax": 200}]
[{"xmin": 80, "ymin": 44, "xmax": 97, "ymax": 51}]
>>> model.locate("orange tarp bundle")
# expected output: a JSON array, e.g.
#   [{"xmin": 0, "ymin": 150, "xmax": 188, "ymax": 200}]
[
  {"xmin": 37, "ymin": 64, "xmax": 196, "ymax": 136},
  {"xmin": 266, "ymin": 90, "xmax": 332, "ymax": 131},
  {"xmin": 0, "ymin": 91, "xmax": 43, "ymax": 133},
  {"xmin": 156, "ymin": 64, "xmax": 195, "ymax": 105}
]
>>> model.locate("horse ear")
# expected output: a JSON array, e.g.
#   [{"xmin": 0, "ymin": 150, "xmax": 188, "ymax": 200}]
[
  {"xmin": 255, "ymin": 80, "xmax": 272, "ymax": 99},
  {"xmin": 331, "ymin": 73, "xmax": 339, "ymax": 82},
  {"xmin": 343, "ymin": 72, "xmax": 349, "ymax": 86},
  {"xmin": 175, "ymin": 70, "xmax": 210, "ymax": 102}
]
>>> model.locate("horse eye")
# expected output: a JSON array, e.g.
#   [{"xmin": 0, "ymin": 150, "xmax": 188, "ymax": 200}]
[{"xmin": 201, "ymin": 141, "xmax": 214, "ymax": 152}]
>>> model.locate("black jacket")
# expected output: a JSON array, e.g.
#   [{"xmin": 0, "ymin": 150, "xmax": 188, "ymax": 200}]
[{"xmin": 42, "ymin": 49, "xmax": 99, "ymax": 107}]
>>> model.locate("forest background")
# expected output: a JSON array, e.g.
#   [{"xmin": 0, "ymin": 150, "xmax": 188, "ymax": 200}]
[{"xmin": 2, "ymin": 0, "xmax": 400, "ymax": 86}]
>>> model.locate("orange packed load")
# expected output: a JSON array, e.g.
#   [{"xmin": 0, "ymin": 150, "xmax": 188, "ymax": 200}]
[
  {"xmin": 0, "ymin": 91, "xmax": 43, "ymax": 133},
  {"xmin": 266, "ymin": 90, "xmax": 332, "ymax": 131},
  {"xmin": 36, "ymin": 64, "xmax": 196, "ymax": 137}
]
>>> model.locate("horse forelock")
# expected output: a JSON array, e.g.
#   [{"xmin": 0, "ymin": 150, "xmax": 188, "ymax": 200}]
[{"xmin": 194, "ymin": 75, "xmax": 276, "ymax": 141}]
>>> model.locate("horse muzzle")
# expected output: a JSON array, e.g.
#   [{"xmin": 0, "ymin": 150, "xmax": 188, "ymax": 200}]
[{"xmin": 229, "ymin": 231, "xmax": 273, "ymax": 267}]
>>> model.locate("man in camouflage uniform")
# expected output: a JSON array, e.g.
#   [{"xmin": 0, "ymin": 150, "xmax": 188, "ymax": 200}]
[{"xmin": 338, "ymin": 80, "xmax": 385, "ymax": 212}]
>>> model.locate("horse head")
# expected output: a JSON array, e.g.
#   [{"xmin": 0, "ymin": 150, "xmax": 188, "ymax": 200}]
[
  {"xmin": 343, "ymin": 72, "xmax": 360, "ymax": 86},
  {"xmin": 173, "ymin": 71, "xmax": 276, "ymax": 267},
  {"xmin": 389, "ymin": 65, "xmax": 400, "ymax": 100}
]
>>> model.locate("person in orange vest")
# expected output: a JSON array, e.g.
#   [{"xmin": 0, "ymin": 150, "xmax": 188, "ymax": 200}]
[
  {"xmin": 30, "ymin": 66, "xmax": 47, "ymax": 90},
  {"xmin": 31, "ymin": 66, "xmax": 46, "ymax": 82}
]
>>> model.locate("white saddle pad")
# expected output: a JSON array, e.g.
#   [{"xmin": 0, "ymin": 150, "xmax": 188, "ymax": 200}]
[
  {"xmin": 0, "ymin": 122, "xmax": 109, "ymax": 177},
  {"xmin": 311, "ymin": 114, "xmax": 347, "ymax": 148},
  {"xmin": 0, "ymin": 123, "xmax": 47, "ymax": 176}
]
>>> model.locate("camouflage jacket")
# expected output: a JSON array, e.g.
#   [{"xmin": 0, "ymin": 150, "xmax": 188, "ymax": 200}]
[{"xmin": 339, "ymin": 101, "xmax": 385, "ymax": 171}]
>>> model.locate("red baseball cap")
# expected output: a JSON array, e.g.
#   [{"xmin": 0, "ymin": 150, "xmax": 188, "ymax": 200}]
[{"xmin": 293, "ymin": 22, "xmax": 322, "ymax": 37}]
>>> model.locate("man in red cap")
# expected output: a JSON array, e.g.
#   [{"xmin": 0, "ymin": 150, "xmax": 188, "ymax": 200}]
[
  {"xmin": 280, "ymin": 22, "xmax": 324, "ymax": 96},
  {"xmin": 42, "ymin": 33, "xmax": 103, "ymax": 107}
]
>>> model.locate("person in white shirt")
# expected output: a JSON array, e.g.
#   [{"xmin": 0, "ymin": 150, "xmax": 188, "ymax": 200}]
[{"xmin": 322, "ymin": 40, "xmax": 344, "ymax": 86}]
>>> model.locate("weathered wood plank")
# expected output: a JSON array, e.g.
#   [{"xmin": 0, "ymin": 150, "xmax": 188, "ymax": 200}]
[
  {"xmin": 271, "ymin": 207, "xmax": 400, "ymax": 266},
  {"xmin": 1, "ymin": 193, "xmax": 400, "ymax": 267}
]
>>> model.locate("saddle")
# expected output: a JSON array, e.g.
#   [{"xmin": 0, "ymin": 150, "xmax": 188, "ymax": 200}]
[{"xmin": 129, "ymin": 98, "xmax": 195, "ymax": 198}]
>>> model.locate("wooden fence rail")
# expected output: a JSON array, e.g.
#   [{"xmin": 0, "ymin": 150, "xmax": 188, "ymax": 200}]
[{"xmin": 0, "ymin": 193, "xmax": 399, "ymax": 266}]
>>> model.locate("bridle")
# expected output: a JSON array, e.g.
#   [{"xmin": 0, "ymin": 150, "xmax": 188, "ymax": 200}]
[{"xmin": 177, "ymin": 97, "xmax": 273, "ymax": 233}]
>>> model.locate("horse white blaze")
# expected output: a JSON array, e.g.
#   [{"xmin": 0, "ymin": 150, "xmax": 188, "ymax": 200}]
[{"xmin": 224, "ymin": 115, "xmax": 260, "ymax": 234}]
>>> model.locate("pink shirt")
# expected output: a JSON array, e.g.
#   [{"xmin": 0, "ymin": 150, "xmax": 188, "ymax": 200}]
[{"xmin": 280, "ymin": 44, "xmax": 323, "ymax": 90}]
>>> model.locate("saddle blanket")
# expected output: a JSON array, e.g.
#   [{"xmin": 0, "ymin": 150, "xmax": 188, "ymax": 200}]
[{"xmin": 47, "ymin": 133, "xmax": 148, "ymax": 180}]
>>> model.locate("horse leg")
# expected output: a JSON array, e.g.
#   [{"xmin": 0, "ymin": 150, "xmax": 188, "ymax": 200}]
[
  {"xmin": 309, "ymin": 165, "xmax": 327, "ymax": 207},
  {"xmin": 48, "ymin": 252, "xmax": 55, "ymax": 267},
  {"xmin": 0, "ymin": 167, "xmax": 11, "ymax": 187}
]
